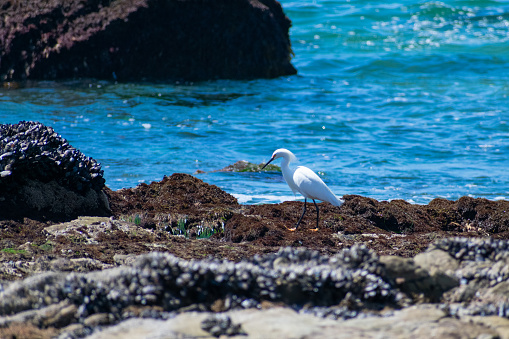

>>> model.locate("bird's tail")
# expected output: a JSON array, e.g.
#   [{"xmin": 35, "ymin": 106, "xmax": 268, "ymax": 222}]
[{"xmin": 330, "ymin": 194, "xmax": 343, "ymax": 207}]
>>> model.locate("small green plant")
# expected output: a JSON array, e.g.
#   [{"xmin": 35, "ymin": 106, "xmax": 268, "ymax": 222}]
[
  {"xmin": 68, "ymin": 235, "xmax": 85, "ymax": 244},
  {"xmin": 197, "ymin": 226, "xmax": 216, "ymax": 239},
  {"xmin": 1, "ymin": 248, "xmax": 26, "ymax": 255},
  {"xmin": 134, "ymin": 214, "xmax": 142, "ymax": 226},
  {"xmin": 177, "ymin": 218, "xmax": 187, "ymax": 235},
  {"xmin": 38, "ymin": 242, "xmax": 54, "ymax": 251},
  {"xmin": 169, "ymin": 218, "xmax": 189, "ymax": 237},
  {"xmin": 120, "ymin": 214, "xmax": 143, "ymax": 225}
]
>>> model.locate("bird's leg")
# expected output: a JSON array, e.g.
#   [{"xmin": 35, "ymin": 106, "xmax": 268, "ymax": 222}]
[
  {"xmin": 287, "ymin": 198, "xmax": 307, "ymax": 231},
  {"xmin": 309, "ymin": 199, "xmax": 319, "ymax": 232}
]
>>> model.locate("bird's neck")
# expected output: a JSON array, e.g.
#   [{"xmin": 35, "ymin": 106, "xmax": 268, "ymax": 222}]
[{"xmin": 281, "ymin": 158, "xmax": 298, "ymax": 192}]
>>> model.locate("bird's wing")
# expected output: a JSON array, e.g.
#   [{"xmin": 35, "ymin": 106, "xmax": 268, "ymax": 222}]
[{"xmin": 294, "ymin": 166, "xmax": 342, "ymax": 206}]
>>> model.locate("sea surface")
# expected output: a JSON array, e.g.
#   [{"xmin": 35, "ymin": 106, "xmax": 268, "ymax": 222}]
[{"xmin": 1, "ymin": 1, "xmax": 508, "ymax": 205}]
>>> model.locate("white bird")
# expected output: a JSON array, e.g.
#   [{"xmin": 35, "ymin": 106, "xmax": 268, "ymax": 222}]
[{"xmin": 261, "ymin": 148, "xmax": 342, "ymax": 231}]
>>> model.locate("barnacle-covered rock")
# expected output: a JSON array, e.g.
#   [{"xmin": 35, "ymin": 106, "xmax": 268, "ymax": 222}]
[
  {"xmin": 0, "ymin": 0, "xmax": 296, "ymax": 82},
  {"xmin": 5, "ymin": 241, "xmax": 509, "ymax": 336},
  {"xmin": 431, "ymin": 237, "xmax": 509, "ymax": 262},
  {"xmin": 0, "ymin": 121, "xmax": 110, "ymax": 221},
  {"xmin": 0, "ymin": 246, "xmax": 399, "ymax": 325}
]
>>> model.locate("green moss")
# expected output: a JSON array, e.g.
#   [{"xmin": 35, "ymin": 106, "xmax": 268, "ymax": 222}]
[
  {"xmin": 38, "ymin": 241, "xmax": 54, "ymax": 251},
  {"xmin": 221, "ymin": 160, "xmax": 280, "ymax": 172},
  {"xmin": 1, "ymin": 248, "xmax": 26, "ymax": 255}
]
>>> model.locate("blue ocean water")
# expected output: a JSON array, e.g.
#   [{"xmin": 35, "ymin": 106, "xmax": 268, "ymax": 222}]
[{"xmin": 1, "ymin": 1, "xmax": 508, "ymax": 204}]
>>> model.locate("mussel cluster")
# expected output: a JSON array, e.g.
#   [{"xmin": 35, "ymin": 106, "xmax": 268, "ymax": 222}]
[
  {"xmin": 0, "ymin": 121, "xmax": 104, "ymax": 192},
  {"xmin": 432, "ymin": 237, "xmax": 509, "ymax": 262},
  {"xmin": 51, "ymin": 245, "xmax": 397, "ymax": 322}
]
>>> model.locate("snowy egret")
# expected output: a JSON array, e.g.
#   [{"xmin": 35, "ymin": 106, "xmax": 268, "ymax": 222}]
[{"xmin": 261, "ymin": 148, "xmax": 342, "ymax": 231}]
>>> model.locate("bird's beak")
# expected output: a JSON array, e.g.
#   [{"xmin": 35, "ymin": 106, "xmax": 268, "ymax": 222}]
[{"xmin": 261, "ymin": 156, "xmax": 275, "ymax": 170}]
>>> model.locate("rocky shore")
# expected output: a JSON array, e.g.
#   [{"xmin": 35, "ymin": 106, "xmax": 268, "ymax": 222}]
[
  {"xmin": 0, "ymin": 174, "xmax": 509, "ymax": 338},
  {"xmin": 1, "ymin": 122, "xmax": 509, "ymax": 338}
]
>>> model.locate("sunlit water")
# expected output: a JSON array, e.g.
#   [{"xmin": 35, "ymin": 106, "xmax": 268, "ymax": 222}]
[{"xmin": 1, "ymin": 1, "xmax": 508, "ymax": 204}]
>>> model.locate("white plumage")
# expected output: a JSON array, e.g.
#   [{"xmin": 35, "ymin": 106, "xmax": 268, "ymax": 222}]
[{"xmin": 262, "ymin": 148, "xmax": 342, "ymax": 230}]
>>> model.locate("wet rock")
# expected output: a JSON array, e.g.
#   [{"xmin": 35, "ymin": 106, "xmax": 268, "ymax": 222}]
[
  {"xmin": 87, "ymin": 306, "xmax": 501, "ymax": 339},
  {"xmin": 2, "ymin": 238, "xmax": 509, "ymax": 337},
  {"xmin": 339, "ymin": 195, "xmax": 509, "ymax": 235},
  {"xmin": 104, "ymin": 174, "xmax": 509, "ymax": 257},
  {"xmin": 109, "ymin": 173, "xmax": 238, "ymax": 215},
  {"xmin": 83, "ymin": 313, "xmax": 114, "ymax": 327},
  {"xmin": 0, "ymin": 246, "xmax": 398, "ymax": 329},
  {"xmin": 219, "ymin": 160, "xmax": 280, "ymax": 172},
  {"xmin": 431, "ymin": 238, "xmax": 509, "ymax": 318},
  {"xmin": 113, "ymin": 254, "xmax": 138, "ymax": 266},
  {"xmin": 0, "ymin": 300, "xmax": 76, "ymax": 328},
  {"xmin": 44, "ymin": 217, "xmax": 119, "ymax": 245},
  {"xmin": 107, "ymin": 173, "xmax": 238, "ymax": 239},
  {"xmin": 200, "ymin": 313, "xmax": 245, "ymax": 337},
  {"xmin": 413, "ymin": 249, "xmax": 460, "ymax": 295},
  {"xmin": 0, "ymin": 0, "xmax": 296, "ymax": 82},
  {"xmin": 414, "ymin": 249, "xmax": 459, "ymax": 276},
  {"xmin": 380, "ymin": 255, "xmax": 458, "ymax": 303},
  {"xmin": 0, "ymin": 121, "xmax": 110, "ymax": 221}
]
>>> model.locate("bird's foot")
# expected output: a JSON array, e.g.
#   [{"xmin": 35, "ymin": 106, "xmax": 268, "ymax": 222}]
[
  {"xmin": 308, "ymin": 228, "xmax": 319, "ymax": 232},
  {"xmin": 285, "ymin": 226, "xmax": 297, "ymax": 232}
]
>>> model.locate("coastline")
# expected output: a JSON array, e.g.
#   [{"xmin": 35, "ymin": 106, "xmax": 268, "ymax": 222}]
[{"xmin": 1, "ymin": 173, "xmax": 509, "ymax": 338}]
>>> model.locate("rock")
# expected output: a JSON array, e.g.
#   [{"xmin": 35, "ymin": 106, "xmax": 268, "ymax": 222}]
[
  {"xmin": 219, "ymin": 160, "xmax": 280, "ymax": 172},
  {"xmin": 113, "ymin": 254, "xmax": 139, "ymax": 266},
  {"xmin": 0, "ymin": 300, "xmax": 76, "ymax": 329},
  {"xmin": 339, "ymin": 195, "xmax": 509, "ymax": 235},
  {"xmin": 414, "ymin": 249, "xmax": 459, "ymax": 275},
  {"xmin": 380, "ymin": 255, "xmax": 456, "ymax": 302},
  {"xmin": 0, "ymin": 0, "xmax": 296, "ymax": 82},
  {"xmin": 44, "ymin": 217, "xmax": 116, "ymax": 245},
  {"xmin": 0, "ymin": 121, "xmax": 110, "ymax": 221},
  {"xmin": 200, "ymin": 313, "xmax": 245, "ymax": 337},
  {"xmin": 414, "ymin": 249, "xmax": 460, "ymax": 294},
  {"xmin": 58, "ymin": 323, "xmax": 87, "ymax": 338},
  {"xmin": 3, "ymin": 239, "xmax": 509, "ymax": 337},
  {"xmin": 464, "ymin": 316, "xmax": 509, "ymax": 339},
  {"xmin": 380, "ymin": 256, "xmax": 443, "ymax": 301},
  {"xmin": 0, "ymin": 246, "xmax": 397, "ymax": 328},
  {"xmin": 87, "ymin": 305, "xmax": 501, "ymax": 339},
  {"xmin": 83, "ymin": 313, "xmax": 114, "ymax": 327},
  {"xmin": 0, "ymin": 323, "xmax": 58, "ymax": 339},
  {"xmin": 107, "ymin": 173, "xmax": 238, "ymax": 239}
]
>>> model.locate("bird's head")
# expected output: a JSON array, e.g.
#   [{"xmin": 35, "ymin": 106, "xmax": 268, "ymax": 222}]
[{"xmin": 261, "ymin": 148, "xmax": 296, "ymax": 169}]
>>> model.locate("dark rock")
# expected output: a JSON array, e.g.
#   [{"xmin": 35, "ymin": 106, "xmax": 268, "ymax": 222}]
[
  {"xmin": 0, "ymin": 246, "xmax": 397, "ymax": 325},
  {"xmin": 107, "ymin": 173, "xmax": 238, "ymax": 239},
  {"xmin": 109, "ymin": 173, "xmax": 238, "ymax": 216},
  {"xmin": 225, "ymin": 214, "xmax": 269, "ymax": 243},
  {"xmin": 219, "ymin": 160, "xmax": 280, "ymax": 172},
  {"xmin": 3, "ymin": 238, "xmax": 509, "ymax": 337},
  {"xmin": 0, "ymin": 0, "xmax": 296, "ymax": 82},
  {"xmin": 201, "ymin": 313, "xmax": 245, "ymax": 337},
  {"xmin": 0, "ymin": 121, "xmax": 110, "ymax": 221},
  {"xmin": 380, "ymin": 255, "xmax": 458, "ymax": 302},
  {"xmin": 338, "ymin": 195, "xmax": 509, "ymax": 236}
]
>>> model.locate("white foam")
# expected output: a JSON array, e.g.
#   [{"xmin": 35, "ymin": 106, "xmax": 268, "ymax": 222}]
[{"xmin": 233, "ymin": 194, "xmax": 299, "ymax": 205}]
